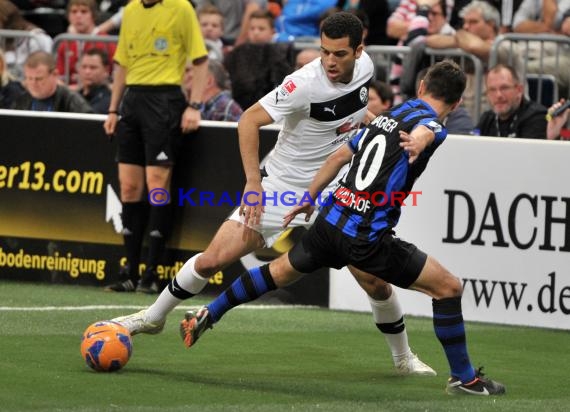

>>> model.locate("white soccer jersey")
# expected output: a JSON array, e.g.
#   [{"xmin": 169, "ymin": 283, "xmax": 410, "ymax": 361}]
[{"xmin": 259, "ymin": 51, "xmax": 374, "ymax": 188}]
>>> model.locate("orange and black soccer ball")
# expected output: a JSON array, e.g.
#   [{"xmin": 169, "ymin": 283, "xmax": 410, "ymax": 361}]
[{"xmin": 80, "ymin": 321, "xmax": 132, "ymax": 372}]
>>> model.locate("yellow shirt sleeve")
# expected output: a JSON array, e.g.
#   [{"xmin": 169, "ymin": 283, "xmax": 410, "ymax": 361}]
[{"xmin": 182, "ymin": 2, "xmax": 208, "ymax": 63}]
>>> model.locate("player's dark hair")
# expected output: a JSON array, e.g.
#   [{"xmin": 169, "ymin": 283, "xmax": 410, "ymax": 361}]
[
  {"xmin": 320, "ymin": 11, "xmax": 363, "ymax": 51},
  {"xmin": 423, "ymin": 60, "xmax": 466, "ymax": 105}
]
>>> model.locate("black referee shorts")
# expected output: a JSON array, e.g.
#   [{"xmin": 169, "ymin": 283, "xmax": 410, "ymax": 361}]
[
  {"xmin": 288, "ymin": 215, "xmax": 427, "ymax": 289},
  {"xmin": 115, "ymin": 85, "xmax": 187, "ymax": 166}
]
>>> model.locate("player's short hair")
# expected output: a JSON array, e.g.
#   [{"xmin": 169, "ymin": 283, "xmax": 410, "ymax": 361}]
[
  {"xmin": 24, "ymin": 51, "xmax": 56, "ymax": 72},
  {"xmin": 348, "ymin": 8, "xmax": 369, "ymax": 30},
  {"xmin": 320, "ymin": 11, "xmax": 363, "ymax": 51},
  {"xmin": 423, "ymin": 60, "xmax": 466, "ymax": 105}
]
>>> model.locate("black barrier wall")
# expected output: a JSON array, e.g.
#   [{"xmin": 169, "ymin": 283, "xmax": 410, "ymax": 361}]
[{"xmin": 0, "ymin": 111, "xmax": 329, "ymax": 306}]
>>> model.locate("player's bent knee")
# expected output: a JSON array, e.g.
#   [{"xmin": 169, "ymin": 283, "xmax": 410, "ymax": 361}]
[
  {"xmin": 366, "ymin": 279, "xmax": 392, "ymax": 300},
  {"xmin": 194, "ymin": 253, "xmax": 225, "ymax": 277},
  {"xmin": 439, "ymin": 274, "xmax": 463, "ymax": 298},
  {"xmin": 269, "ymin": 255, "xmax": 302, "ymax": 288}
]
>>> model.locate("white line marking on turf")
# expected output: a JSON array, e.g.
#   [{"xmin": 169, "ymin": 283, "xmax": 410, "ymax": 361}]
[{"xmin": 0, "ymin": 304, "xmax": 318, "ymax": 311}]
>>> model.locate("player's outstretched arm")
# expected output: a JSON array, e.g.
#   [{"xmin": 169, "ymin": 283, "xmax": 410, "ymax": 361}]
[
  {"xmin": 399, "ymin": 125, "xmax": 435, "ymax": 163},
  {"xmin": 283, "ymin": 144, "xmax": 353, "ymax": 227}
]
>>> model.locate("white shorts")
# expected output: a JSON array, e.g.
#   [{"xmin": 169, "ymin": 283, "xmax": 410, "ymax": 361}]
[{"xmin": 227, "ymin": 174, "xmax": 329, "ymax": 247}]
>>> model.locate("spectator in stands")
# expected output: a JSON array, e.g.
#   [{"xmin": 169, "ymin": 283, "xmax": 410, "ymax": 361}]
[
  {"xmin": 476, "ymin": 64, "xmax": 547, "ymax": 138},
  {"xmin": 337, "ymin": 0, "xmax": 394, "ymax": 45},
  {"xmin": 426, "ymin": 1, "xmax": 524, "ymax": 119},
  {"xmin": 429, "ymin": 1, "xmax": 521, "ymax": 70},
  {"xmin": 0, "ymin": 0, "xmax": 53, "ymax": 80},
  {"xmin": 294, "ymin": 47, "xmax": 320, "ymax": 69},
  {"xmin": 184, "ymin": 59, "xmax": 243, "ymax": 121},
  {"xmin": 367, "ymin": 79, "xmax": 394, "ymax": 115},
  {"xmin": 12, "ymin": 51, "xmax": 93, "ymax": 113},
  {"xmin": 546, "ymin": 99, "xmax": 570, "ymax": 140},
  {"xmin": 445, "ymin": 105, "xmax": 475, "ymax": 135},
  {"xmin": 56, "ymin": 0, "xmax": 117, "ymax": 86},
  {"xmin": 0, "ymin": 48, "xmax": 25, "ymax": 109},
  {"xmin": 386, "ymin": 0, "xmax": 454, "ymax": 42},
  {"xmin": 247, "ymin": 9, "xmax": 276, "ymax": 43},
  {"xmin": 561, "ymin": 7, "xmax": 570, "ymax": 35},
  {"xmin": 193, "ymin": 0, "xmax": 268, "ymax": 47},
  {"xmin": 512, "ymin": 0, "xmax": 570, "ymax": 97},
  {"xmin": 486, "ymin": 0, "xmax": 525, "ymax": 33},
  {"xmin": 198, "ymin": 4, "xmax": 226, "ymax": 61},
  {"xmin": 513, "ymin": 0, "xmax": 569, "ymax": 33},
  {"xmin": 77, "ymin": 48, "xmax": 111, "ymax": 114},
  {"xmin": 274, "ymin": 0, "xmax": 337, "ymax": 42},
  {"xmin": 388, "ymin": 0, "xmax": 455, "ymax": 104},
  {"xmin": 224, "ymin": 8, "xmax": 294, "ymax": 110},
  {"xmin": 95, "ymin": 5, "xmax": 124, "ymax": 35},
  {"xmin": 267, "ymin": 0, "xmax": 282, "ymax": 17}
]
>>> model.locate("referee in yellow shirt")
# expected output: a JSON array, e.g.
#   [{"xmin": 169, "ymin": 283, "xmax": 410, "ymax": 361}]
[{"xmin": 103, "ymin": 0, "xmax": 208, "ymax": 293}]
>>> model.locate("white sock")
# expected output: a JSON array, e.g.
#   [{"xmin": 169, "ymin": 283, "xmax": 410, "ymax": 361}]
[
  {"xmin": 145, "ymin": 253, "xmax": 209, "ymax": 324},
  {"xmin": 368, "ymin": 290, "xmax": 411, "ymax": 362}
]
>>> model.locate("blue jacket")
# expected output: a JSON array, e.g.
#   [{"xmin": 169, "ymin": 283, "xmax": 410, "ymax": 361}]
[{"xmin": 275, "ymin": 0, "xmax": 337, "ymax": 40}]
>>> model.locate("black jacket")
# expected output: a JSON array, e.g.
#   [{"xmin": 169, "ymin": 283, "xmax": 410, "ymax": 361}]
[
  {"xmin": 12, "ymin": 85, "xmax": 94, "ymax": 114},
  {"xmin": 476, "ymin": 98, "xmax": 547, "ymax": 139},
  {"xmin": 81, "ymin": 84, "xmax": 111, "ymax": 114},
  {"xmin": 225, "ymin": 42, "xmax": 294, "ymax": 111},
  {"xmin": 0, "ymin": 80, "xmax": 25, "ymax": 109}
]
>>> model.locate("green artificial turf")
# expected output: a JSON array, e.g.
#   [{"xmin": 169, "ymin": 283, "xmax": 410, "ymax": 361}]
[{"xmin": 0, "ymin": 280, "xmax": 568, "ymax": 411}]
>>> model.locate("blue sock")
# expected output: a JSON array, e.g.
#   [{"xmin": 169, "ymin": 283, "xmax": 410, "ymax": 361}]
[
  {"xmin": 207, "ymin": 264, "xmax": 276, "ymax": 323},
  {"xmin": 432, "ymin": 297, "xmax": 476, "ymax": 383}
]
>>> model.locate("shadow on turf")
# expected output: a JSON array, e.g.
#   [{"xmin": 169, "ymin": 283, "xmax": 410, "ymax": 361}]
[{"xmin": 123, "ymin": 366, "xmax": 440, "ymax": 402}]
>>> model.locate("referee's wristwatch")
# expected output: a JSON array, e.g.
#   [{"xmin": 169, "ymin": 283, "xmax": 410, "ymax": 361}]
[{"xmin": 188, "ymin": 101, "xmax": 204, "ymax": 111}]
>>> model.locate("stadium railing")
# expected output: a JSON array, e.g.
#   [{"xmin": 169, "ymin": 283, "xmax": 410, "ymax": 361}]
[
  {"xmin": 425, "ymin": 47, "xmax": 484, "ymax": 121},
  {"xmin": 0, "ymin": 29, "xmax": 52, "ymax": 78},
  {"xmin": 355, "ymin": 45, "xmax": 484, "ymax": 120},
  {"xmin": 52, "ymin": 33, "xmax": 119, "ymax": 85},
  {"xmin": 362, "ymin": 44, "xmax": 410, "ymax": 85},
  {"xmin": 489, "ymin": 33, "xmax": 570, "ymax": 104}
]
